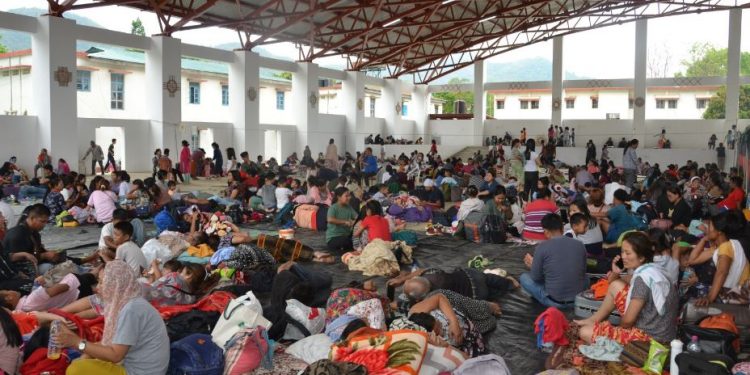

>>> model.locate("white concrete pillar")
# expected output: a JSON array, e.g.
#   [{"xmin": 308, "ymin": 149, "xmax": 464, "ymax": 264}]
[
  {"xmin": 32, "ymin": 16, "xmax": 78, "ymax": 171},
  {"xmin": 726, "ymin": 9, "xmax": 742, "ymax": 130},
  {"xmin": 633, "ymin": 19, "xmax": 648, "ymax": 143},
  {"xmin": 383, "ymin": 78, "xmax": 403, "ymax": 140},
  {"xmin": 146, "ymin": 36, "xmax": 182, "ymax": 156},
  {"xmin": 292, "ymin": 62, "xmax": 319, "ymax": 154},
  {"xmin": 412, "ymin": 84, "xmax": 431, "ymax": 142},
  {"xmin": 473, "ymin": 60, "xmax": 486, "ymax": 146},
  {"xmin": 551, "ymin": 36, "xmax": 563, "ymax": 126},
  {"xmin": 343, "ymin": 71, "xmax": 365, "ymax": 153},
  {"xmin": 229, "ymin": 50, "xmax": 261, "ymax": 155}
]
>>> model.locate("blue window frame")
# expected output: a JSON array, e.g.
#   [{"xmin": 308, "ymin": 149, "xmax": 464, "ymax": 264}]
[
  {"xmin": 276, "ymin": 91, "xmax": 285, "ymax": 110},
  {"xmin": 76, "ymin": 70, "xmax": 91, "ymax": 92},
  {"xmin": 189, "ymin": 82, "xmax": 201, "ymax": 104},
  {"xmin": 110, "ymin": 73, "xmax": 124, "ymax": 110},
  {"xmin": 401, "ymin": 102, "xmax": 408, "ymax": 116},
  {"xmin": 221, "ymin": 85, "xmax": 229, "ymax": 106}
]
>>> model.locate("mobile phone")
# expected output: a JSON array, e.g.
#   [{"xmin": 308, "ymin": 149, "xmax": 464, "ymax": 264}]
[
  {"xmin": 615, "ymin": 258, "xmax": 624, "ymax": 270},
  {"xmin": 387, "ymin": 285, "xmax": 396, "ymax": 301}
]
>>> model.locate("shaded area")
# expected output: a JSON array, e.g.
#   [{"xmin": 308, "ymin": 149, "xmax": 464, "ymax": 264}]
[{"xmin": 41, "ymin": 223, "xmax": 547, "ymax": 374}]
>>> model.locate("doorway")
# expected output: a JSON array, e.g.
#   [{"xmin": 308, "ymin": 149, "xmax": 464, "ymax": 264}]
[
  {"xmin": 197, "ymin": 128, "xmax": 214, "ymax": 153},
  {"xmin": 264, "ymin": 130, "xmax": 281, "ymax": 161},
  {"xmin": 95, "ymin": 126, "xmax": 125, "ymax": 172}
]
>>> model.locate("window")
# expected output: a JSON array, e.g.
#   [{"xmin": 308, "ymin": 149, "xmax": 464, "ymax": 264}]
[
  {"xmin": 656, "ymin": 99, "xmax": 665, "ymax": 109},
  {"xmin": 565, "ymin": 99, "xmax": 575, "ymax": 109},
  {"xmin": 696, "ymin": 98, "xmax": 709, "ymax": 109},
  {"xmin": 110, "ymin": 73, "xmax": 124, "ymax": 110},
  {"xmin": 276, "ymin": 91, "xmax": 285, "ymax": 110},
  {"xmin": 221, "ymin": 85, "xmax": 229, "ymax": 106},
  {"xmin": 520, "ymin": 100, "xmax": 529, "ymax": 109},
  {"xmin": 370, "ymin": 97, "xmax": 376, "ymax": 117},
  {"xmin": 401, "ymin": 102, "xmax": 408, "ymax": 116},
  {"xmin": 189, "ymin": 82, "xmax": 201, "ymax": 104},
  {"xmin": 520, "ymin": 100, "xmax": 539, "ymax": 109},
  {"xmin": 434, "ymin": 104, "xmax": 439, "ymax": 114},
  {"xmin": 629, "ymin": 98, "xmax": 634, "ymax": 109},
  {"xmin": 667, "ymin": 99, "xmax": 677, "ymax": 109},
  {"xmin": 496, "ymin": 100, "xmax": 504, "ymax": 110},
  {"xmin": 530, "ymin": 100, "xmax": 539, "ymax": 109},
  {"xmin": 591, "ymin": 98, "xmax": 599, "ymax": 109},
  {"xmin": 76, "ymin": 70, "xmax": 91, "ymax": 92}
]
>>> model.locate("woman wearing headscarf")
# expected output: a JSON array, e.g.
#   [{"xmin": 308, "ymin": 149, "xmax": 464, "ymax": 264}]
[{"xmin": 57, "ymin": 260, "xmax": 170, "ymax": 375}]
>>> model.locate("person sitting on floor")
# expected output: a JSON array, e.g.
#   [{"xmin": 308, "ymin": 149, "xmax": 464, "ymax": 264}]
[
  {"xmin": 601, "ymin": 189, "xmax": 643, "ymax": 246},
  {"xmin": 103, "ymin": 222, "xmax": 147, "ymax": 275},
  {"xmin": 522, "ymin": 188, "xmax": 560, "ymax": 241},
  {"xmin": 575, "ymin": 231, "xmax": 679, "ymax": 345},
  {"xmin": 689, "ymin": 210, "xmax": 750, "ymax": 306},
  {"xmin": 141, "ymin": 260, "xmax": 219, "ymax": 306},
  {"xmin": 87, "ymin": 179, "xmax": 118, "ymax": 224},
  {"xmin": 325, "ymin": 187, "xmax": 358, "ymax": 257},
  {"xmin": 521, "ymin": 213, "xmax": 587, "ymax": 309},
  {"xmin": 56, "ymin": 260, "xmax": 170, "ymax": 375},
  {"xmin": 456, "ymin": 186, "xmax": 484, "ymax": 222},
  {"xmin": 563, "ymin": 200, "xmax": 604, "ymax": 257},
  {"xmin": 1, "ymin": 204, "xmax": 63, "ymax": 277},
  {"xmin": 353, "ymin": 200, "xmax": 391, "ymax": 248}
]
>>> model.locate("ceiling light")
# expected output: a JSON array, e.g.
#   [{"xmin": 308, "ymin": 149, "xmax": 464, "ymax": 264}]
[
  {"xmin": 479, "ymin": 15, "xmax": 496, "ymax": 23},
  {"xmin": 383, "ymin": 18, "xmax": 402, "ymax": 27}
]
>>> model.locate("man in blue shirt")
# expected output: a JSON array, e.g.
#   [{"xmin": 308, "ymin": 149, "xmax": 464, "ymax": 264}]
[{"xmin": 362, "ymin": 147, "xmax": 378, "ymax": 187}]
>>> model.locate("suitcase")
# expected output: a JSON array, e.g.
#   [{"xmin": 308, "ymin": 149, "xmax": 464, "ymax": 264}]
[
  {"xmin": 294, "ymin": 204, "xmax": 318, "ymax": 229},
  {"xmin": 574, "ymin": 293, "xmax": 621, "ymax": 325}
]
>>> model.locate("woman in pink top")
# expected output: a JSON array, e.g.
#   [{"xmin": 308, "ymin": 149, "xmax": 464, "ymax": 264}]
[
  {"xmin": 180, "ymin": 140, "xmax": 192, "ymax": 184},
  {"xmin": 2, "ymin": 273, "xmax": 84, "ymax": 312},
  {"xmin": 87, "ymin": 179, "xmax": 118, "ymax": 223},
  {"xmin": 307, "ymin": 177, "xmax": 332, "ymax": 206}
]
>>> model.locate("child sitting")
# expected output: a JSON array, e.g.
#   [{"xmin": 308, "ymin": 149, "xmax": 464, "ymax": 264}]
[
  {"xmin": 353, "ymin": 200, "xmax": 392, "ymax": 248},
  {"xmin": 105, "ymin": 221, "xmax": 148, "ymax": 275},
  {"xmin": 86, "ymin": 179, "xmax": 117, "ymax": 223},
  {"xmin": 275, "ymin": 178, "xmax": 293, "ymax": 212},
  {"xmin": 259, "ymin": 173, "xmax": 277, "ymax": 212}
]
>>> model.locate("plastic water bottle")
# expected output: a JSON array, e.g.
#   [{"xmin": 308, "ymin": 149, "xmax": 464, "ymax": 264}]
[
  {"xmin": 47, "ymin": 320, "xmax": 62, "ymax": 360},
  {"xmin": 670, "ymin": 339, "xmax": 683, "ymax": 374},
  {"xmin": 686, "ymin": 335, "xmax": 701, "ymax": 353}
]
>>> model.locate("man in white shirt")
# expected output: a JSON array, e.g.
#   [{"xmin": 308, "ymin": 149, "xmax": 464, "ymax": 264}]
[
  {"xmin": 604, "ymin": 175, "xmax": 630, "ymax": 206},
  {"xmin": 111, "ymin": 221, "xmax": 147, "ymax": 274}
]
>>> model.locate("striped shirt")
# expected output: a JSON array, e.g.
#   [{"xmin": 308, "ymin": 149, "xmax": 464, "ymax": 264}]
[{"xmin": 522, "ymin": 199, "xmax": 560, "ymax": 241}]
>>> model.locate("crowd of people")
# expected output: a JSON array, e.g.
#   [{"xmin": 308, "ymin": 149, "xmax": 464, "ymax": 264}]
[{"xmin": 0, "ymin": 129, "xmax": 747, "ymax": 374}]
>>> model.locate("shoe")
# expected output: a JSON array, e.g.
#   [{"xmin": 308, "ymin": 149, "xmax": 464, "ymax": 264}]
[{"xmin": 483, "ymin": 268, "xmax": 507, "ymax": 277}]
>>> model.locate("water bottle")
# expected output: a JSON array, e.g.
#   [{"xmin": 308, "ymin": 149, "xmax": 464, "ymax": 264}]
[
  {"xmin": 670, "ymin": 339, "xmax": 683, "ymax": 374},
  {"xmin": 686, "ymin": 335, "xmax": 701, "ymax": 353},
  {"xmin": 47, "ymin": 320, "xmax": 63, "ymax": 360}
]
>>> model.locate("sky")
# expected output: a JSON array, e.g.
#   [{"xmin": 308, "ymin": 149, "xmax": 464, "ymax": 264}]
[{"xmin": 1, "ymin": 0, "xmax": 748, "ymax": 79}]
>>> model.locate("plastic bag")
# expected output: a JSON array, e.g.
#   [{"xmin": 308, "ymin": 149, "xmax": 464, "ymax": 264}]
[
  {"xmin": 643, "ymin": 339, "xmax": 668, "ymax": 374},
  {"xmin": 141, "ymin": 238, "xmax": 175, "ymax": 265}
]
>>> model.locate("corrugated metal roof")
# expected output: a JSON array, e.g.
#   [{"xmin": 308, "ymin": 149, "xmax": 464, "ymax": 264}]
[{"xmin": 81, "ymin": 44, "xmax": 291, "ymax": 84}]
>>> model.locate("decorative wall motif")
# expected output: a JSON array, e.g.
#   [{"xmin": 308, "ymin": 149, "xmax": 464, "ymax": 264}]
[
  {"xmin": 552, "ymin": 98, "xmax": 561, "ymax": 111},
  {"xmin": 163, "ymin": 75, "xmax": 180, "ymax": 97},
  {"xmin": 634, "ymin": 97, "xmax": 645, "ymax": 108},
  {"xmin": 508, "ymin": 82, "xmax": 529, "ymax": 90},
  {"xmin": 673, "ymin": 77, "xmax": 703, "ymax": 86},
  {"xmin": 309, "ymin": 92, "xmax": 318, "ymax": 108},
  {"xmin": 357, "ymin": 98, "xmax": 364, "ymax": 110},
  {"xmin": 247, "ymin": 87, "xmax": 258, "ymax": 101},
  {"xmin": 54, "ymin": 67, "xmax": 72, "ymax": 87},
  {"xmin": 585, "ymin": 79, "xmax": 612, "ymax": 88}
]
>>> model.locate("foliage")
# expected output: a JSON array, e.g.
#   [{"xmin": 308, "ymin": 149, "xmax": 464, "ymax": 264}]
[
  {"xmin": 274, "ymin": 71, "xmax": 293, "ymax": 80},
  {"xmin": 676, "ymin": 42, "xmax": 750, "ymax": 77},
  {"xmin": 432, "ymin": 78, "xmax": 474, "ymax": 114},
  {"xmin": 703, "ymin": 85, "xmax": 750, "ymax": 120},
  {"xmin": 131, "ymin": 18, "xmax": 146, "ymax": 36},
  {"xmin": 0, "ymin": 35, "xmax": 6, "ymax": 54}
]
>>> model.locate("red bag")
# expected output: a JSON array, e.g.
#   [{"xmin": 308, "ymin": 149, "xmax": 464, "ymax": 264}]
[
  {"xmin": 49, "ymin": 309, "xmax": 104, "ymax": 343},
  {"xmin": 20, "ymin": 348, "xmax": 69, "ymax": 375},
  {"xmin": 156, "ymin": 291, "xmax": 235, "ymax": 320}
]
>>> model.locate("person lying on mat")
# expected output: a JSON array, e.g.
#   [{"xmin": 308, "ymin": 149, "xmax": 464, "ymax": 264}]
[{"xmin": 575, "ymin": 231, "xmax": 679, "ymax": 346}]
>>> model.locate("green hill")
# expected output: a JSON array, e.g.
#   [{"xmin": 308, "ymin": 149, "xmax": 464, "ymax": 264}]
[{"xmin": 0, "ymin": 7, "xmax": 101, "ymax": 51}]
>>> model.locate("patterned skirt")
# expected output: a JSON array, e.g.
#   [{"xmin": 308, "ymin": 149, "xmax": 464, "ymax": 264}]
[{"xmin": 591, "ymin": 284, "xmax": 651, "ymax": 345}]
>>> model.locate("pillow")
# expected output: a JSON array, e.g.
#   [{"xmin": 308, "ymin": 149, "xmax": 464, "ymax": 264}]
[
  {"xmin": 330, "ymin": 329, "xmax": 429, "ymax": 375},
  {"xmin": 283, "ymin": 299, "xmax": 325, "ymax": 341},
  {"xmin": 420, "ymin": 344, "xmax": 466, "ymax": 375},
  {"xmin": 285, "ymin": 334, "xmax": 332, "ymax": 364}
]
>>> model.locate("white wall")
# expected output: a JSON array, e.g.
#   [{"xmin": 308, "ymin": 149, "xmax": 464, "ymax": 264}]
[
  {"xmin": 181, "ymin": 78, "xmax": 231, "ymax": 123},
  {"xmin": 309, "ymin": 113, "xmax": 346, "ymax": 157},
  {"xmin": 0, "ymin": 115, "xmax": 39, "ymax": 172},
  {"xmin": 259, "ymin": 86, "xmax": 293, "ymax": 125},
  {"xmin": 259, "ymin": 123, "xmax": 297, "ymax": 162},
  {"xmin": 484, "ymin": 119, "xmax": 551, "ymax": 142},
  {"xmin": 430, "ymin": 119, "xmax": 475, "ymax": 146}
]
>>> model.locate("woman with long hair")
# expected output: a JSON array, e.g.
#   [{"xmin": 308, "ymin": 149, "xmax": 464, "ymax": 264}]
[
  {"xmin": 325, "ymin": 187, "xmax": 358, "ymax": 256},
  {"xmin": 522, "ymin": 139, "xmax": 541, "ymax": 201}
]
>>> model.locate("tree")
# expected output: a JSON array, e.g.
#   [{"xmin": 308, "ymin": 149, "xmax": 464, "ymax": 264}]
[
  {"xmin": 647, "ymin": 43, "xmax": 672, "ymax": 78},
  {"xmin": 131, "ymin": 18, "xmax": 146, "ymax": 36},
  {"xmin": 702, "ymin": 86, "xmax": 750, "ymax": 120},
  {"xmin": 0, "ymin": 35, "xmax": 6, "ymax": 54},
  {"xmin": 273, "ymin": 71, "xmax": 293, "ymax": 80},
  {"xmin": 431, "ymin": 78, "xmax": 474, "ymax": 114}
]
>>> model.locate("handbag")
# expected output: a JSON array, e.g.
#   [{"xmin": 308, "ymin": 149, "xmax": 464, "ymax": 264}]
[{"xmin": 211, "ymin": 291, "xmax": 271, "ymax": 350}]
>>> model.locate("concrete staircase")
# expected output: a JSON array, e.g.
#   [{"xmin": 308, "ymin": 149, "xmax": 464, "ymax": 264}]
[{"xmin": 450, "ymin": 146, "xmax": 488, "ymax": 161}]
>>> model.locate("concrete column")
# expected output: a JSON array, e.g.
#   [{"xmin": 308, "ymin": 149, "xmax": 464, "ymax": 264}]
[
  {"xmin": 633, "ymin": 19, "xmax": 648, "ymax": 143},
  {"xmin": 292, "ymin": 62, "xmax": 319, "ymax": 154},
  {"xmin": 383, "ymin": 78, "xmax": 403, "ymax": 140},
  {"xmin": 146, "ymin": 36, "xmax": 182, "ymax": 156},
  {"xmin": 473, "ymin": 60, "xmax": 486, "ymax": 146},
  {"xmin": 343, "ymin": 71, "xmax": 365, "ymax": 153},
  {"xmin": 726, "ymin": 9, "xmax": 742, "ymax": 130},
  {"xmin": 32, "ymin": 16, "xmax": 78, "ymax": 171},
  {"xmin": 229, "ymin": 50, "xmax": 261, "ymax": 155},
  {"xmin": 412, "ymin": 84, "xmax": 431, "ymax": 142},
  {"xmin": 551, "ymin": 36, "xmax": 563, "ymax": 126}
]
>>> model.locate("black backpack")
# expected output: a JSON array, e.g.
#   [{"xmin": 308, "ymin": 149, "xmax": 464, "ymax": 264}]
[
  {"xmin": 480, "ymin": 214, "xmax": 507, "ymax": 244},
  {"xmin": 165, "ymin": 310, "xmax": 220, "ymax": 342},
  {"xmin": 675, "ymin": 352, "xmax": 734, "ymax": 375},
  {"xmin": 315, "ymin": 204, "xmax": 329, "ymax": 232},
  {"xmin": 681, "ymin": 324, "xmax": 738, "ymax": 362}
]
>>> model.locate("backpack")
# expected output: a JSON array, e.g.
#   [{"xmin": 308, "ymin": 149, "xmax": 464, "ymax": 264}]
[
  {"xmin": 634, "ymin": 203, "xmax": 656, "ymax": 230},
  {"xmin": 223, "ymin": 326, "xmax": 273, "ymax": 375},
  {"xmin": 681, "ymin": 321, "xmax": 739, "ymax": 361},
  {"xmin": 165, "ymin": 310, "xmax": 220, "ymax": 342},
  {"xmin": 675, "ymin": 352, "xmax": 734, "ymax": 375},
  {"xmin": 315, "ymin": 204, "xmax": 329, "ymax": 232},
  {"xmin": 463, "ymin": 212, "xmax": 486, "ymax": 243},
  {"xmin": 699, "ymin": 313, "xmax": 740, "ymax": 353},
  {"xmin": 167, "ymin": 333, "xmax": 224, "ymax": 375},
  {"xmin": 480, "ymin": 214, "xmax": 507, "ymax": 244}
]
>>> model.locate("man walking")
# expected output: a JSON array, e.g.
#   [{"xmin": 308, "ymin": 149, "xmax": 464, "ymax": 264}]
[
  {"xmin": 82, "ymin": 140, "xmax": 104, "ymax": 176},
  {"xmin": 104, "ymin": 138, "xmax": 118, "ymax": 173}
]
